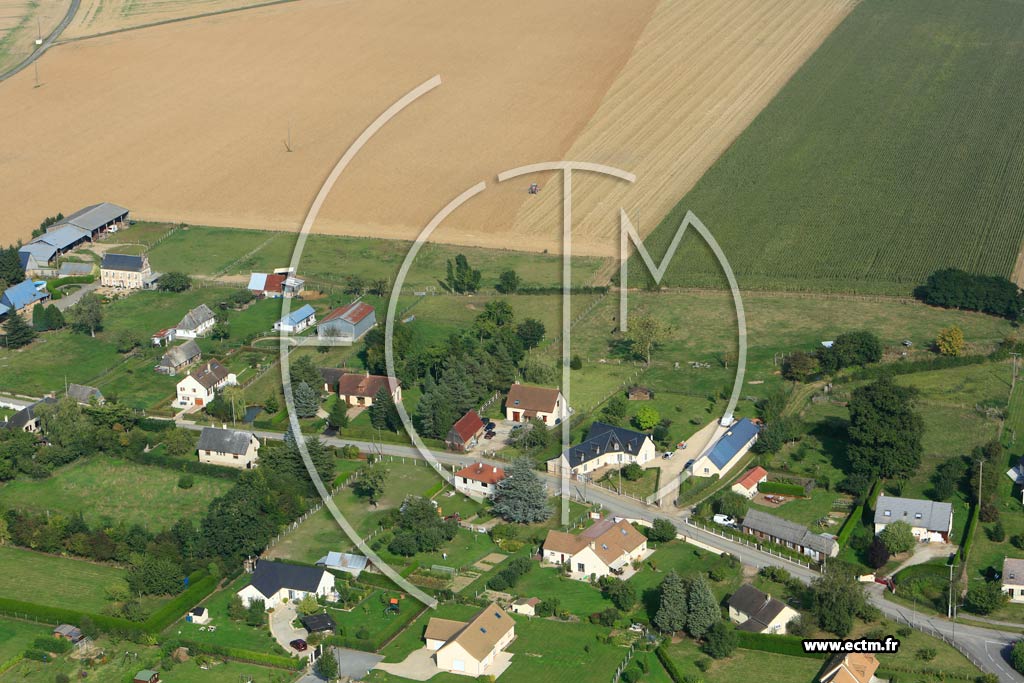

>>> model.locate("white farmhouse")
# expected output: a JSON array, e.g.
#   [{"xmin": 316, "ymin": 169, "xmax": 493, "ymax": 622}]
[
  {"xmin": 454, "ymin": 462, "xmax": 505, "ymax": 499},
  {"xmin": 547, "ymin": 422, "xmax": 655, "ymax": 476},
  {"xmin": 236, "ymin": 560, "xmax": 335, "ymax": 609},
  {"xmin": 1002, "ymin": 558, "xmax": 1024, "ymax": 603},
  {"xmin": 873, "ymin": 494, "xmax": 953, "ymax": 543},
  {"xmin": 542, "ymin": 519, "xmax": 648, "ymax": 580},
  {"xmin": 175, "ymin": 304, "xmax": 216, "ymax": 339},
  {"xmin": 504, "ymin": 382, "xmax": 569, "ymax": 426},
  {"xmin": 425, "ymin": 603, "xmax": 515, "ymax": 678},
  {"xmin": 175, "ymin": 360, "xmax": 235, "ymax": 408},
  {"xmin": 197, "ymin": 426, "xmax": 260, "ymax": 469}
]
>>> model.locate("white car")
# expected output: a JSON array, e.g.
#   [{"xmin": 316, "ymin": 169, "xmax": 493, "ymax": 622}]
[{"xmin": 712, "ymin": 514, "xmax": 737, "ymax": 528}]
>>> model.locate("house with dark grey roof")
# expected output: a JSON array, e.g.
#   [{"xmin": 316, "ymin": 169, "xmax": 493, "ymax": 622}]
[
  {"xmin": 0, "ymin": 279, "xmax": 49, "ymax": 318},
  {"xmin": 2, "ymin": 397, "xmax": 56, "ymax": 432},
  {"xmin": 873, "ymin": 494, "xmax": 953, "ymax": 543},
  {"xmin": 67, "ymin": 383, "xmax": 104, "ymax": 405},
  {"xmin": 727, "ymin": 583, "xmax": 799, "ymax": 634},
  {"xmin": 300, "ymin": 612, "xmax": 336, "ymax": 633},
  {"xmin": 236, "ymin": 560, "xmax": 335, "ymax": 608},
  {"xmin": 54, "ymin": 203, "xmax": 128, "ymax": 237},
  {"xmin": 197, "ymin": 426, "xmax": 260, "ymax": 469},
  {"xmin": 175, "ymin": 304, "xmax": 216, "ymax": 339},
  {"xmin": 156, "ymin": 340, "xmax": 201, "ymax": 375},
  {"xmin": 547, "ymin": 421, "xmax": 656, "ymax": 476},
  {"xmin": 741, "ymin": 509, "xmax": 839, "ymax": 562},
  {"xmin": 101, "ymin": 253, "xmax": 152, "ymax": 290},
  {"xmin": 690, "ymin": 418, "xmax": 760, "ymax": 479},
  {"xmin": 1002, "ymin": 558, "xmax": 1024, "ymax": 603},
  {"xmin": 19, "ymin": 242, "xmax": 60, "ymax": 273}
]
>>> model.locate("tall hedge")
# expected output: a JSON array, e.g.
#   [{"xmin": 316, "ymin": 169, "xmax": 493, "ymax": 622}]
[
  {"xmin": 736, "ymin": 631, "xmax": 823, "ymax": 659},
  {"xmin": 174, "ymin": 639, "xmax": 304, "ymax": 670},
  {"xmin": 959, "ymin": 503, "xmax": 980, "ymax": 562},
  {"xmin": 759, "ymin": 482, "xmax": 806, "ymax": 497},
  {"xmin": 655, "ymin": 644, "xmax": 683, "ymax": 683}
]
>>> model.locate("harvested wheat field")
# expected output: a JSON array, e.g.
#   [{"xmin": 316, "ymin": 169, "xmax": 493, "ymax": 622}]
[
  {"xmin": 64, "ymin": 0, "xmax": 284, "ymax": 39},
  {"xmin": 0, "ymin": 0, "xmax": 71, "ymax": 73},
  {"xmin": 0, "ymin": 0, "xmax": 852, "ymax": 256}
]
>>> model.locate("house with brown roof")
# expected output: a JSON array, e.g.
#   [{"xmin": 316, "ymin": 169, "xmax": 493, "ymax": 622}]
[
  {"xmin": 317, "ymin": 301, "xmax": 376, "ymax": 341},
  {"xmin": 426, "ymin": 602, "xmax": 515, "ymax": 677},
  {"xmin": 628, "ymin": 386, "xmax": 654, "ymax": 401},
  {"xmin": 731, "ymin": 466, "xmax": 768, "ymax": 499},
  {"xmin": 175, "ymin": 360, "xmax": 235, "ymax": 407},
  {"xmin": 542, "ymin": 518, "xmax": 648, "ymax": 580},
  {"xmin": 820, "ymin": 653, "xmax": 881, "ymax": 683},
  {"xmin": 337, "ymin": 372, "xmax": 401, "ymax": 407},
  {"xmin": 446, "ymin": 410, "xmax": 485, "ymax": 452},
  {"xmin": 504, "ymin": 382, "xmax": 569, "ymax": 426},
  {"xmin": 454, "ymin": 462, "xmax": 505, "ymax": 499},
  {"xmin": 509, "ymin": 597, "xmax": 540, "ymax": 616}
]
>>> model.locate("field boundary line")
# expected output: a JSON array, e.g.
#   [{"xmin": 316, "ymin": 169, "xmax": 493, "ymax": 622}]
[{"xmin": 57, "ymin": 0, "xmax": 301, "ymax": 44}]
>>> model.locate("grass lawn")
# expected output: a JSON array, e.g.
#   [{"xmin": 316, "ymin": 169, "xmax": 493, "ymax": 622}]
[
  {"xmin": 0, "ymin": 331, "xmax": 122, "ymax": 396},
  {"xmin": 265, "ymin": 459, "xmax": 449, "ymax": 564},
  {"xmin": 378, "ymin": 601, "xmax": 485, "ymax": 664},
  {"xmin": 146, "ymin": 225, "xmax": 281, "ymax": 276},
  {"xmin": 0, "ymin": 640, "xmax": 294, "ymax": 683},
  {"xmin": 0, "ymin": 617, "xmax": 50, "ymax": 663},
  {"xmin": 748, "ymin": 489, "xmax": 845, "ymax": 529},
  {"xmin": 0, "ymin": 546, "xmax": 125, "ymax": 613},
  {"xmin": 595, "ymin": 467, "xmax": 659, "ymax": 500},
  {"xmin": 512, "ymin": 566, "xmax": 609, "ymax": 616},
  {"xmin": 0, "ymin": 457, "xmax": 233, "ymax": 527},
  {"xmin": 661, "ymin": 639, "xmax": 823, "ymax": 683},
  {"xmin": 170, "ymin": 574, "xmax": 290, "ymax": 656}
]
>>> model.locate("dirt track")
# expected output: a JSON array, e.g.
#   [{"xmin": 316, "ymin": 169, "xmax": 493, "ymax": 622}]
[{"xmin": 0, "ymin": 0, "xmax": 853, "ymax": 256}]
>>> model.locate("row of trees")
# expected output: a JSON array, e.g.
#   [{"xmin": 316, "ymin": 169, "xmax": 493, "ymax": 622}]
[{"xmin": 915, "ymin": 268, "xmax": 1022, "ymax": 321}]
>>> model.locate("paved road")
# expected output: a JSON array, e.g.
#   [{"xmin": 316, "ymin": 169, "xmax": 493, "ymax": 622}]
[
  {"xmin": 171, "ymin": 421, "xmax": 1024, "ymax": 681},
  {"xmin": 0, "ymin": 0, "xmax": 80, "ymax": 83},
  {"xmin": 52, "ymin": 282, "xmax": 99, "ymax": 311}
]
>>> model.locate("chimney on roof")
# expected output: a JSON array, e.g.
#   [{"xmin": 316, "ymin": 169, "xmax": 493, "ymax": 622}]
[
  {"xmin": 493, "ymin": 466, "xmax": 497, "ymax": 473},
  {"xmin": 589, "ymin": 541, "xmax": 596, "ymax": 550}
]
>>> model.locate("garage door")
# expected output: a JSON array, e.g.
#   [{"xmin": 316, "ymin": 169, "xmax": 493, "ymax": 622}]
[{"xmin": 453, "ymin": 660, "xmax": 465, "ymax": 672}]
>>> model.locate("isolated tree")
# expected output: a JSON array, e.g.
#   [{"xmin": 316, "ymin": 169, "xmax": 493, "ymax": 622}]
[
  {"xmin": 295, "ymin": 594, "xmax": 320, "ymax": 616},
  {"xmin": 369, "ymin": 279, "xmax": 389, "ymax": 297},
  {"xmin": 290, "ymin": 355, "xmax": 324, "ymax": 395},
  {"xmin": 115, "ymin": 330, "xmax": 142, "ymax": 353},
  {"xmin": 686, "ymin": 576, "xmax": 719, "ymax": 639},
  {"xmin": 624, "ymin": 312, "xmax": 670, "ymax": 365},
  {"xmin": 603, "ymin": 578, "xmax": 637, "ymax": 611},
  {"xmin": 344, "ymin": 274, "xmax": 366, "ymax": 295},
  {"xmin": 445, "ymin": 254, "xmax": 481, "ymax": 293},
  {"xmin": 496, "ymin": 269, "xmax": 521, "ymax": 294},
  {"xmin": 162, "ymin": 428, "xmax": 196, "ymax": 457},
  {"xmin": 293, "ymin": 381, "xmax": 319, "ymax": 418},
  {"xmin": 702, "ymin": 620, "xmax": 737, "ymax": 659},
  {"xmin": 0, "ymin": 245, "xmax": 26, "ymax": 288},
  {"xmin": 818, "ymin": 330, "xmax": 882, "ymax": 373},
  {"xmin": 157, "ymin": 272, "xmax": 192, "ymax": 292},
  {"xmin": 648, "ymin": 518, "xmax": 677, "ymax": 543},
  {"xmin": 327, "ymin": 400, "xmax": 349, "ymax": 431},
  {"xmin": 492, "ymin": 458, "xmax": 551, "ymax": 523},
  {"xmin": 932, "ymin": 456, "xmax": 968, "ymax": 501},
  {"xmin": 369, "ymin": 386, "xmax": 400, "ymax": 432},
  {"xmin": 965, "ymin": 582, "xmax": 1007, "ymax": 615},
  {"xmin": 3, "ymin": 312, "xmax": 36, "ymax": 348},
  {"xmin": 600, "ymin": 395, "xmax": 628, "ymax": 425},
  {"xmin": 315, "ymin": 649, "xmax": 339, "ymax": 680},
  {"xmin": 782, "ymin": 351, "xmax": 819, "ymax": 382},
  {"xmin": 352, "ymin": 462, "xmax": 388, "ymax": 505},
  {"xmin": 653, "ymin": 571, "xmax": 688, "ymax": 634},
  {"xmin": 633, "ymin": 406, "xmax": 660, "ymax": 431},
  {"xmin": 711, "ymin": 491, "xmax": 749, "ymax": 520},
  {"xmin": 847, "ymin": 377, "xmax": 923, "ymax": 480},
  {"xmin": 866, "ymin": 536, "xmax": 890, "ymax": 569},
  {"xmin": 936, "ymin": 325, "xmax": 965, "ymax": 356},
  {"xmin": 516, "ymin": 318, "xmax": 546, "ymax": 349},
  {"xmin": 812, "ymin": 563, "xmax": 865, "ymax": 636},
  {"xmin": 68, "ymin": 292, "xmax": 103, "ymax": 336},
  {"xmin": 878, "ymin": 520, "xmax": 915, "ymax": 555}
]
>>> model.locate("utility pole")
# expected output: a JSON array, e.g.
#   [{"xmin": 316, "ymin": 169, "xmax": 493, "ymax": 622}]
[{"xmin": 948, "ymin": 561, "xmax": 955, "ymax": 619}]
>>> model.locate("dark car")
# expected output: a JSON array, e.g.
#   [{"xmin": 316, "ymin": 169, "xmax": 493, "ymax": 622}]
[
  {"xmin": 485, "ymin": 421, "xmax": 496, "ymax": 431},
  {"xmin": 290, "ymin": 639, "xmax": 308, "ymax": 652},
  {"xmin": 483, "ymin": 432, "xmax": 495, "ymax": 440}
]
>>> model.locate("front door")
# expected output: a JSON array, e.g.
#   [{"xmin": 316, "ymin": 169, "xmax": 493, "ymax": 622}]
[
  {"xmin": 513, "ymin": 411, "xmax": 521, "ymax": 422},
  {"xmin": 195, "ymin": 397, "xmax": 204, "ymax": 406}
]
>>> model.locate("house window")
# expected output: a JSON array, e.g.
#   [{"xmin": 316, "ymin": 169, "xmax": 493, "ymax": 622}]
[
  {"xmin": 914, "ymin": 513, "xmax": 922, "ymax": 519},
  {"xmin": 577, "ymin": 563, "xmax": 585, "ymax": 572},
  {"xmin": 883, "ymin": 510, "xmax": 891, "ymax": 516}
]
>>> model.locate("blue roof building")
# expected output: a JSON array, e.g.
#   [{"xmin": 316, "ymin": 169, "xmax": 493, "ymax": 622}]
[
  {"xmin": 273, "ymin": 304, "xmax": 317, "ymax": 333},
  {"xmin": 690, "ymin": 418, "xmax": 760, "ymax": 479},
  {"xmin": 0, "ymin": 279, "xmax": 49, "ymax": 317}
]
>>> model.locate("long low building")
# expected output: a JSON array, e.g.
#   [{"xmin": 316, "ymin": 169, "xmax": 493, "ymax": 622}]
[
  {"xmin": 740, "ymin": 509, "xmax": 838, "ymax": 562},
  {"xmin": 19, "ymin": 202, "xmax": 128, "ymax": 273},
  {"xmin": 689, "ymin": 418, "xmax": 760, "ymax": 479}
]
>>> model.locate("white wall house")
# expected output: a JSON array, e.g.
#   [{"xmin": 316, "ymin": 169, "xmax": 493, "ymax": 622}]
[
  {"xmin": 542, "ymin": 519, "xmax": 648, "ymax": 580},
  {"xmin": 872, "ymin": 494, "xmax": 953, "ymax": 543},
  {"xmin": 236, "ymin": 560, "xmax": 335, "ymax": 610},
  {"xmin": 427, "ymin": 603, "xmax": 515, "ymax": 678},
  {"xmin": 175, "ymin": 304, "xmax": 216, "ymax": 339},
  {"xmin": 175, "ymin": 360, "xmax": 235, "ymax": 407},
  {"xmin": 197, "ymin": 426, "xmax": 260, "ymax": 469},
  {"xmin": 273, "ymin": 304, "xmax": 316, "ymax": 333},
  {"xmin": 727, "ymin": 584, "xmax": 799, "ymax": 634},
  {"xmin": 454, "ymin": 462, "xmax": 505, "ymax": 499},
  {"xmin": 547, "ymin": 422, "xmax": 656, "ymax": 476},
  {"xmin": 505, "ymin": 383, "xmax": 569, "ymax": 425},
  {"xmin": 1003, "ymin": 558, "xmax": 1024, "ymax": 603},
  {"xmin": 690, "ymin": 418, "xmax": 760, "ymax": 479}
]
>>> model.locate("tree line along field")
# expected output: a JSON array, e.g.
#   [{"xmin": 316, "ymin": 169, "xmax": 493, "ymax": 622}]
[{"xmin": 635, "ymin": 0, "xmax": 1024, "ymax": 295}]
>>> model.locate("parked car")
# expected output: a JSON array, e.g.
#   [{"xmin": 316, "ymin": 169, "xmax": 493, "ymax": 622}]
[
  {"xmin": 712, "ymin": 514, "xmax": 737, "ymax": 528},
  {"xmin": 662, "ymin": 451, "xmax": 675, "ymax": 459},
  {"xmin": 485, "ymin": 421, "xmax": 496, "ymax": 430},
  {"xmin": 290, "ymin": 639, "xmax": 308, "ymax": 651},
  {"xmin": 684, "ymin": 459, "xmax": 695, "ymax": 470},
  {"xmin": 484, "ymin": 432, "xmax": 495, "ymax": 440}
]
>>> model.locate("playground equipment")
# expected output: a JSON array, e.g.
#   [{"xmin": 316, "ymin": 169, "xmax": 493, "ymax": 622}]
[{"xmin": 384, "ymin": 598, "xmax": 400, "ymax": 616}]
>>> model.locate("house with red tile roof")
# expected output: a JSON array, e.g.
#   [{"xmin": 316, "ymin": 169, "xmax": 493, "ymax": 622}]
[
  {"xmin": 454, "ymin": 462, "xmax": 505, "ymax": 499},
  {"xmin": 731, "ymin": 466, "xmax": 768, "ymax": 499},
  {"xmin": 317, "ymin": 301, "xmax": 376, "ymax": 341},
  {"xmin": 446, "ymin": 410, "xmax": 485, "ymax": 452}
]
